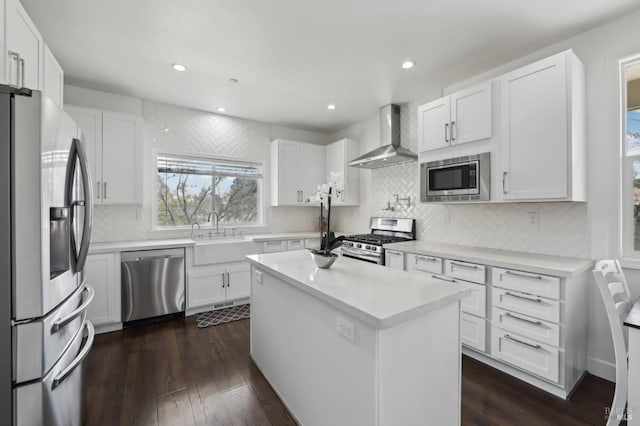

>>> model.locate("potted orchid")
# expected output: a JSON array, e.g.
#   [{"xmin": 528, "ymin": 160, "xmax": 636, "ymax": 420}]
[{"xmin": 307, "ymin": 172, "xmax": 345, "ymax": 268}]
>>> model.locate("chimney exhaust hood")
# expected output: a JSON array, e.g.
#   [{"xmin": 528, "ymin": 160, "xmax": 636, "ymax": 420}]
[{"xmin": 348, "ymin": 104, "xmax": 418, "ymax": 169}]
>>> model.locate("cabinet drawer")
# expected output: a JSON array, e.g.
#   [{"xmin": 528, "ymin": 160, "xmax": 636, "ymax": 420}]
[
  {"xmin": 492, "ymin": 307, "xmax": 560, "ymax": 347},
  {"xmin": 304, "ymin": 238, "xmax": 321, "ymax": 250},
  {"xmin": 461, "ymin": 282, "xmax": 486, "ymax": 317},
  {"xmin": 445, "ymin": 259, "xmax": 486, "ymax": 284},
  {"xmin": 492, "ymin": 267, "xmax": 560, "ymax": 300},
  {"xmin": 461, "ymin": 313, "xmax": 486, "ymax": 352},
  {"xmin": 287, "ymin": 239, "xmax": 304, "ymax": 250},
  {"xmin": 491, "ymin": 327, "xmax": 560, "ymax": 383},
  {"xmin": 407, "ymin": 253, "xmax": 442, "ymax": 275},
  {"xmin": 262, "ymin": 240, "xmax": 287, "ymax": 253},
  {"xmin": 492, "ymin": 288, "xmax": 560, "ymax": 324}
]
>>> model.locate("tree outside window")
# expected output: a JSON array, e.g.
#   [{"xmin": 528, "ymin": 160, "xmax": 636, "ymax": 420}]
[{"xmin": 157, "ymin": 154, "xmax": 261, "ymax": 227}]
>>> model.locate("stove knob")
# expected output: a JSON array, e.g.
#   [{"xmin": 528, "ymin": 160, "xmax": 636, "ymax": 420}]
[
  {"xmin": 356, "ymin": 243, "xmax": 361, "ymax": 249},
  {"xmin": 365, "ymin": 245, "xmax": 371, "ymax": 250}
]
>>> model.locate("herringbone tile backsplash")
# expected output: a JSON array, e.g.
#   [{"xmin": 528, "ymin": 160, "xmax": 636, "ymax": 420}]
[
  {"xmin": 92, "ymin": 98, "xmax": 589, "ymax": 259},
  {"xmin": 90, "ymin": 100, "xmax": 319, "ymax": 242},
  {"xmin": 331, "ymin": 97, "xmax": 589, "ymax": 259}
]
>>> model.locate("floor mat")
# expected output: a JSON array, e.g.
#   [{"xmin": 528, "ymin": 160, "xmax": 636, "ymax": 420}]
[{"xmin": 194, "ymin": 304, "xmax": 250, "ymax": 328}]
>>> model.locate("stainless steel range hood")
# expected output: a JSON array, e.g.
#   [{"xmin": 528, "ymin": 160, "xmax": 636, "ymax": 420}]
[{"xmin": 348, "ymin": 104, "xmax": 418, "ymax": 169}]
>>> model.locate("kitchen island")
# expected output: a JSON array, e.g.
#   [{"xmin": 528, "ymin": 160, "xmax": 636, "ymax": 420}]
[{"xmin": 246, "ymin": 250, "xmax": 472, "ymax": 426}]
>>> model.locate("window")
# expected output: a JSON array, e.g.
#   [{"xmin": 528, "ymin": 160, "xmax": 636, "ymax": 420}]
[
  {"xmin": 622, "ymin": 58, "xmax": 640, "ymax": 257},
  {"xmin": 156, "ymin": 153, "xmax": 262, "ymax": 227}
]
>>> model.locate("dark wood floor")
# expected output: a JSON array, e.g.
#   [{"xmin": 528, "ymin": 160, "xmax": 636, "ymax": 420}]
[{"xmin": 84, "ymin": 317, "xmax": 616, "ymax": 425}]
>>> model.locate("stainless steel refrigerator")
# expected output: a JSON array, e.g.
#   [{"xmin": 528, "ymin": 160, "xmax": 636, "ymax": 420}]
[{"xmin": 0, "ymin": 85, "xmax": 95, "ymax": 425}]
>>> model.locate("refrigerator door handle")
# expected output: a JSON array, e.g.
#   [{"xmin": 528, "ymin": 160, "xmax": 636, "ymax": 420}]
[
  {"xmin": 51, "ymin": 284, "xmax": 94, "ymax": 332},
  {"xmin": 65, "ymin": 138, "xmax": 94, "ymax": 272},
  {"xmin": 52, "ymin": 321, "xmax": 95, "ymax": 389}
]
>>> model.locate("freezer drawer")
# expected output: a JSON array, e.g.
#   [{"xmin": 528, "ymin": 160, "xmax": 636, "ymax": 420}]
[
  {"xmin": 121, "ymin": 248, "xmax": 185, "ymax": 322},
  {"xmin": 13, "ymin": 282, "xmax": 94, "ymax": 384},
  {"xmin": 15, "ymin": 320, "xmax": 95, "ymax": 426}
]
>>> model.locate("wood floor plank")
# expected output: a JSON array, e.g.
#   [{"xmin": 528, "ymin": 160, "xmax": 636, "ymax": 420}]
[{"xmin": 84, "ymin": 317, "xmax": 617, "ymax": 426}]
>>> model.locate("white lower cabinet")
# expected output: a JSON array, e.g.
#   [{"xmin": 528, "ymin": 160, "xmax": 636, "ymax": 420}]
[
  {"xmin": 491, "ymin": 326, "xmax": 560, "ymax": 383},
  {"xmin": 262, "ymin": 240, "xmax": 287, "ymax": 253},
  {"xmin": 461, "ymin": 312, "xmax": 486, "ymax": 352},
  {"xmin": 385, "ymin": 249, "xmax": 405, "ymax": 270},
  {"xmin": 287, "ymin": 239, "xmax": 304, "ymax": 250},
  {"xmin": 406, "ymin": 253, "xmax": 442, "ymax": 275},
  {"xmin": 492, "ymin": 307, "xmax": 560, "ymax": 347},
  {"xmin": 492, "ymin": 287, "xmax": 560, "ymax": 324},
  {"xmin": 187, "ymin": 261, "xmax": 250, "ymax": 311},
  {"xmin": 460, "ymin": 282, "xmax": 486, "ymax": 318},
  {"xmin": 304, "ymin": 238, "xmax": 321, "ymax": 250},
  {"xmin": 84, "ymin": 252, "xmax": 121, "ymax": 329}
]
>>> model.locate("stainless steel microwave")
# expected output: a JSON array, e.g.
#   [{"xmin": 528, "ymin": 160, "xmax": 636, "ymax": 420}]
[{"xmin": 420, "ymin": 152, "xmax": 490, "ymax": 202}]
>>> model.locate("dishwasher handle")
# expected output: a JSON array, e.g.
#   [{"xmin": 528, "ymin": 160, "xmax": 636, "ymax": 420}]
[{"xmin": 130, "ymin": 255, "xmax": 183, "ymax": 262}]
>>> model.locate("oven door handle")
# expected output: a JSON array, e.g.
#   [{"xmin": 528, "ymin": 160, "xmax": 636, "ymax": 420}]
[{"xmin": 341, "ymin": 247, "xmax": 381, "ymax": 262}]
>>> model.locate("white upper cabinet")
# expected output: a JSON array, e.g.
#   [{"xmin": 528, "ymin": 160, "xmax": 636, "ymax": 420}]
[
  {"xmin": 499, "ymin": 50, "xmax": 585, "ymax": 201},
  {"xmin": 418, "ymin": 81, "xmax": 492, "ymax": 153},
  {"xmin": 270, "ymin": 139, "xmax": 325, "ymax": 206},
  {"xmin": 43, "ymin": 44, "xmax": 64, "ymax": 107},
  {"xmin": 66, "ymin": 105, "xmax": 143, "ymax": 205},
  {"xmin": 325, "ymin": 138, "xmax": 360, "ymax": 206},
  {"xmin": 5, "ymin": 0, "xmax": 43, "ymax": 90}
]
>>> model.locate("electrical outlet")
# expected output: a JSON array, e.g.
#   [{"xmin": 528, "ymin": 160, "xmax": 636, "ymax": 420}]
[
  {"xmin": 255, "ymin": 270, "xmax": 263, "ymax": 285},
  {"xmin": 336, "ymin": 316, "xmax": 355, "ymax": 342},
  {"xmin": 527, "ymin": 212, "xmax": 539, "ymax": 227}
]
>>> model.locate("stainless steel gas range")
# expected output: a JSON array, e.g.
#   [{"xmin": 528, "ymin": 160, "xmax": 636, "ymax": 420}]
[{"xmin": 342, "ymin": 217, "xmax": 415, "ymax": 265}]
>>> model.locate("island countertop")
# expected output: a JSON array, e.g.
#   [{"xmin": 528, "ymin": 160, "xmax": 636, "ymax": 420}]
[{"xmin": 246, "ymin": 250, "xmax": 472, "ymax": 329}]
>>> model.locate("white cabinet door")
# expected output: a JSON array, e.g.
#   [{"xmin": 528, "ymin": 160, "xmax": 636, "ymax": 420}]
[
  {"xmin": 43, "ymin": 44, "xmax": 64, "ymax": 107},
  {"xmin": 101, "ymin": 112, "xmax": 142, "ymax": 204},
  {"xmin": 5, "ymin": 0, "xmax": 43, "ymax": 90},
  {"xmin": 65, "ymin": 106, "xmax": 103, "ymax": 200},
  {"xmin": 500, "ymin": 53, "xmax": 569, "ymax": 200},
  {"xmin": 299, "ymin": 142, "xmax": 325, "ymax": 202},
  {"xmin": 85, "ymin": 253, "xmax": 121, "ymax": 326},
  {"xmin": 461, "ymin": 312, "xmax": 486, "ymax": 352},
  {"xmin": 226, "ymin": 262, "xmax": 250, "ymax": 300},
  {"xmin": 326, "ymin": 138, "xmax": 359, "ymax": 205},
  {"xmin": 274, "ymin": 140, "xmax": 300, "ymax": 205},
  {"xmin": 385, "ymin": 250, "xmax": 404, "ymax": 270},
  {"xmin": 450, "ymin": 81, "xmax": 491, "ymax": 145},
  {"xmin": 187, "ymin": 265, "xmax": 226, "ymax": 309},
  {"xmin": 418, "ymin": 96, "xmax": 450, "ymax": 153}
]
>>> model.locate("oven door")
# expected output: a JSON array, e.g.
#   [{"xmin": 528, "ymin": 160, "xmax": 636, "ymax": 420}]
[
  {"xmin": 341, "ymin": 246, "xmax": 383, "ymax": 264},
  {"xmin": 426, "ymin": 160, "xmax": 478, "ymax": 197}
]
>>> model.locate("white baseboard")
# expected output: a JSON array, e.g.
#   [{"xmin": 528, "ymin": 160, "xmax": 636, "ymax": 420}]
[
  {"xmin": 95, "ymin": 322, "xmax": 123, "ymax": 335},
  {"xmin": 587, "ymin": 356, "xmax": 616, "ymax": 382}
]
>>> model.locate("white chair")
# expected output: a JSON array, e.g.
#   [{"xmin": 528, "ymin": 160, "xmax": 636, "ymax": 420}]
[{"xmin": 593, "ymin": 259, "xmax": 633, "ymax": 426}]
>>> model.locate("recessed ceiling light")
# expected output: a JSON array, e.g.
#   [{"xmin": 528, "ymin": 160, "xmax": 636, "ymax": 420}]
[
  {"xmin": 172, "ymin": 63, "xmax": 187, "ymax": 72},
  {"xmin": 228, "ymin": 78, "xmax": 239, "ymax": 84},
  {"xmin": 401, "ymin": 60, "xmax": 415, "ymax": 69},
  {"xmin": 217, "ymin": 107, "xmax": 227, "ymax": 113},
  {"xmin": 327, "ymin": 104, "xmax": 336, "ymax": 110},
  {"xmin": 163, "ymin": 128, "xmax": 170, "ymax": 132}
]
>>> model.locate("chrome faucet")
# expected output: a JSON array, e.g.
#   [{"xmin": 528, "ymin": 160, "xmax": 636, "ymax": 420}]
[
  {"xmin": 191, "ymin": 222, "xmax": 202, "ymax": 239},
  {"xmin": 207, "ymin": 211, "xmax": 220, "ymax": 236}
]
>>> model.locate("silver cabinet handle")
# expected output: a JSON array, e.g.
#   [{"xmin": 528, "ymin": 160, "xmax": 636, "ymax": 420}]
[
  {"xmin": 504, "ymin": 291, "xmax": 542, "ymax": 303},
  {"xmin": 444, "ymin": 122, "xmax": 449, "ymax": 143},
  {"xmin": 19, "ymin": 57, "xmax": 25, "ymax": 88},
  {"xmin": 450, "ymin": 261, "xmax": 478, "ymax": 270},
  {"xmin": 416, "ymin": 255, "xmax": 439, "ymax": 263},
  {"xmin": 7, "ymin": 51, "xmax": 20, "ymax": 88},
  {"xmin": 502, "ymin": 171, "xmax": 508, "ymax": 194},
  {"xmin": 504, "ymin": 270, "xmax": 543, "ymax": 281},
  {"xmin": 450, "ymin": 121, "xmax": 455, "ymax": 142},
  {"xmin": 504, "ymin": 311, "xmax": 542, "ymax": 326},
  {"xmin": 52, "ymin": 284, "xmax": 94, "ymax": 332},
  {"xmin": 52, "ymin": 321, "xmax": 95, "ymax": 389},
  {"xmin": 504, "ymin": 334, "xmax": 542, "ymax": 350},
  {"xmin": 96, "ymin": 181, "xmax": 101, "ymax": 199},
  {"xmin": 387, "ymin": 251, "xmax": 402, "ymax": 256},
  {"xmin": 103, "ymin": 182, "xmax": 107, "ymax": 199},
  {"xmin": 221, "ymin": 273, "xmax": 225, "ymax": 288},
  {"xmin": 265, "ymin": 241, "xmax": 282, "ymax": 246},
  {"xmin": 431, "ymin": 274, "xmax": 456, "ymax": 283},
  {"xmin": 226, "ymin": 272, "xmax": 230, "ymax": 288}
]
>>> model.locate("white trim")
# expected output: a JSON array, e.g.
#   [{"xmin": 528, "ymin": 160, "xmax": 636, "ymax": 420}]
[
  {"xmin": 620, "ymin": 54, "xmax": 640, "ymax": 259},
  {"xmin": 587, "ymin": 355, "xmax": 617, "ymax": 382}
]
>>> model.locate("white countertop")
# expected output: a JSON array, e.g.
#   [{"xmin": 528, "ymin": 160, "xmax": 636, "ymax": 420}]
[
  {"xmin": 246, "ymin": 250, "xmax": 472, "ymax": 329},
  {"xmin": 385, "ymin": 241, "xmax": 592, "ymax": 278}
]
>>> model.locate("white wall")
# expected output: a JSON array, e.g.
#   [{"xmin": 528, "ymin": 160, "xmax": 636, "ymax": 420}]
[
  {"xmin": 65, "ymin": 84, "xmax": 328, "ymax": 242},
  {"xmin": 330, "ymin": 9, "xmax": 640, "ymax": 381}
]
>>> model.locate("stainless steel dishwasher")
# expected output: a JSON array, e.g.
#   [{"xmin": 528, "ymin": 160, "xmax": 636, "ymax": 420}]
[{"xmin": 121, "ymin": 248, "xmax": 185, "ymax": 323}]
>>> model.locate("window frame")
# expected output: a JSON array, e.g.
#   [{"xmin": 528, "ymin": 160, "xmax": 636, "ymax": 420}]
[
  {"xmin": 621, "ymin": 54, "xmax": 640, "ymax": 261},
  {"xmin": 152, "ymin": 148, "xmax": 264, "ymax": 230}
]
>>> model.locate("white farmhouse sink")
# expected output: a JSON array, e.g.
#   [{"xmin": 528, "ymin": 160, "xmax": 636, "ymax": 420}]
[{"xmin": 193, "ymin": 238, "xmax": 260, "ymax": 265}]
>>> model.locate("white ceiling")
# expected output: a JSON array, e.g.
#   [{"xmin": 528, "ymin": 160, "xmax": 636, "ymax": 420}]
[{"xmin": 22, "ymin": 0, "xmax": 640, "ymax": 133}]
